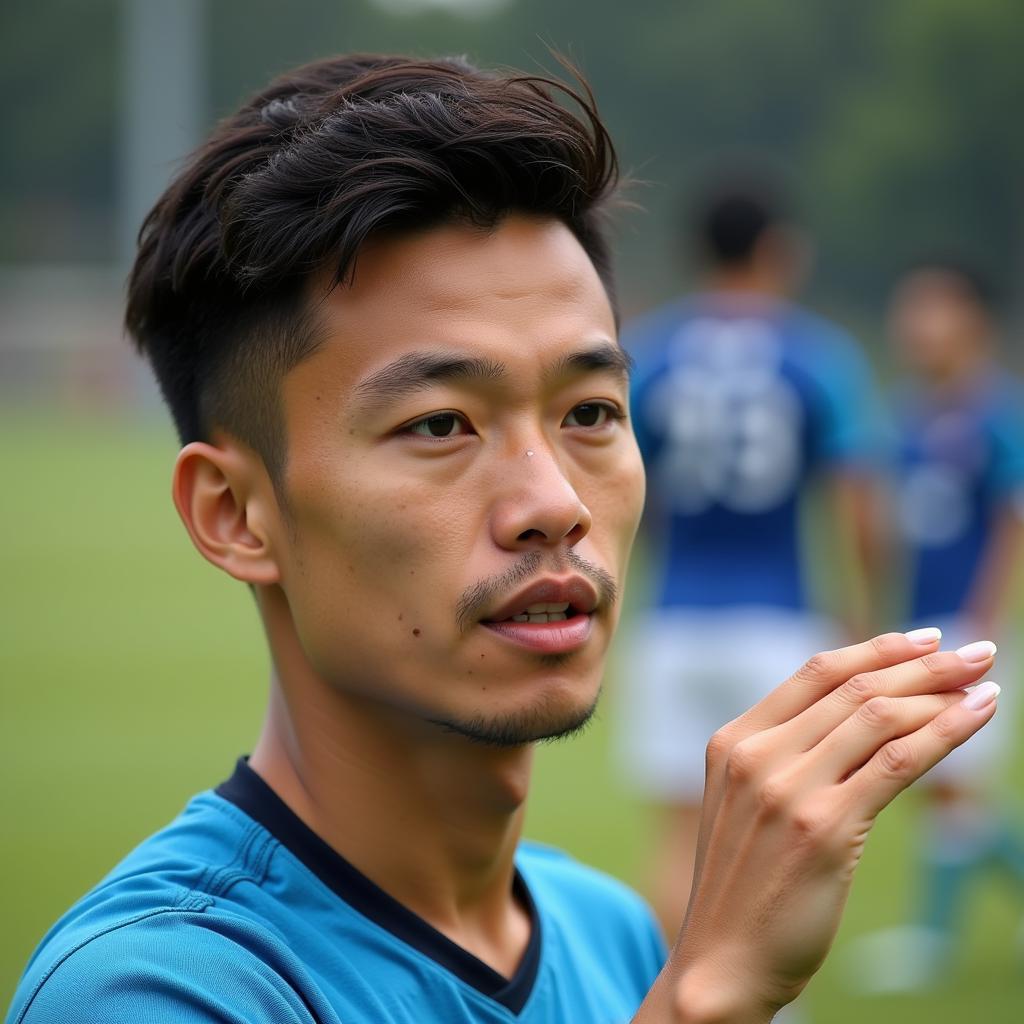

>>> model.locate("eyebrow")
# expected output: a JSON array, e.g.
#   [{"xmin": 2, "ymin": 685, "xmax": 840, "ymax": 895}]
[
  {"xmin": 544, "ymin": 342, "xmax": 634, "ymax": 384},
  {"xmin": 354, "ymin": 352, "xmax": 507, "ymax": 405},
  {"xmin": 353, "ymin": 341, "xmax": 632, "ymax": 407}
]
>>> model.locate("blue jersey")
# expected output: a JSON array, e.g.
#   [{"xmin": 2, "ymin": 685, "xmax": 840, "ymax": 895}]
[
  {"xmin": 895, "ymin": 369, "xmax": 1024, "ymax": 621},
  {"xmin": 7, "ymin": 759, "xmax": 665, "ymax": 1024},
  {"xmin": 628, "ymin": 295, "xmax": 878, "ymax": 610}
]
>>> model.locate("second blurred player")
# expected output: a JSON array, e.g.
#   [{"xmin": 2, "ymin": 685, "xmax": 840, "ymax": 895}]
[{"xmin": 848, "ymin": 260, "xmax": 1024, "ymax": 992}]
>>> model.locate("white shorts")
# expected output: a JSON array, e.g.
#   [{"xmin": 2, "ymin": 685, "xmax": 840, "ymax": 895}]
[
  {"xmin": 911, "ymin": 616, "xmax": 1016, "ymax": 785},
  {"xmin": 612, "ymin": 606, "xmax": 838, "ymax": 802}
]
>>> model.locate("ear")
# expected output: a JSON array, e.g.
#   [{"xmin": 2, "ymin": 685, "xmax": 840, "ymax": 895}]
[{"xmin": 172, "ymin": 441, "xmax": 282, "ymax": 586}]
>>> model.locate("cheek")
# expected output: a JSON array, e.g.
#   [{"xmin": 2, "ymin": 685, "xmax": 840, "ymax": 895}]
[
  {"xmin": 594, "ymin": 446, "xmax": 646, "ymax": 555},
  {"xmin": 282, "ymin": 459, "xmax": 478, "ymax": 650}
]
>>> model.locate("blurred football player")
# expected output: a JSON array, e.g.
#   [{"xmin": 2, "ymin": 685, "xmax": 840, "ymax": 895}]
[
  {"xmin": 619, "ymin": 173, "xmax": 882, "ymax": 934},
  {"xmin": 848, "ymin": 260, "xmax": 1024, "ymax": 992}
]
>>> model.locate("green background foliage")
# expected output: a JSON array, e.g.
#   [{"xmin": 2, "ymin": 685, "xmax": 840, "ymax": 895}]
[{"xmin": 2, "ymin": 0, "xmax": 1023, "ymax": 316}]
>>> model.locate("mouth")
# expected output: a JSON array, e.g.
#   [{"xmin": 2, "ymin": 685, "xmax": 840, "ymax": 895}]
[
  {"xmin": 488, "ymin": 601, "xmax": 574, "ymax": 624},
  {"xmin": 479, "ymin": 578, "xmax": 600, "ymax": 654}
]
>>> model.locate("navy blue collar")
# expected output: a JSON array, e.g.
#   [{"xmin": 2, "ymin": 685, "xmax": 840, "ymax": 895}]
[{"xmin": 216, "ymin": 757, "xmax": 541, "ymax": 1014}]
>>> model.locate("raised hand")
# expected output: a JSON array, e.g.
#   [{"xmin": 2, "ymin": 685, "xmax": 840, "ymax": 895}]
[{"xmin": 634, "ymin": 629, "xmax": 998, "ymax": 1023}]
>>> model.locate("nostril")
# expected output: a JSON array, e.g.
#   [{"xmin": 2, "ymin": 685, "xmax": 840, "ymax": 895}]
[
  {"xmin": 517, "ymin": 528, "xmax": 546, "ymax": 542},
  {"xmin": 565, "ymin": 522, "xmax": 587, "ymax": 544}
]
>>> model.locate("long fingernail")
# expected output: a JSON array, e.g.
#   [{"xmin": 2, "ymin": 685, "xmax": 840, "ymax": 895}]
[
  {"xmin": 906, "ymin": 626, "xmax": 942, "ymax": 645},
  {"xmin": 956, "ymin": 640, "xmax": 998, "ymax": 663},
  {"xmin": 961, "ymin": 681, "xmax": 1000, "ymax": 710}
]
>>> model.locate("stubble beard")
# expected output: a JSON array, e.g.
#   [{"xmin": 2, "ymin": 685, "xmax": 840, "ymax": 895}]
[{"xmin": 430, "ymin": 679, "xmax": 603, "ymax": 748}]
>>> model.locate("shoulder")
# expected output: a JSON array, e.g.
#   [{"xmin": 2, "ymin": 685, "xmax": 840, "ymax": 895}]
[
  {"xmin": 8, "ymin": 907, "xmax": 315, "ymax": 1024},
  {"xmin": 778, "ymin": 305, "xmax": 866, "ymax": 373},
  {"xmin": 983, "ymin": 372, "xmax": 1024, "ymax": 420},
  {"xmin": 8, "ymin": 793, "xmax": 312, "ymax": 1024}
]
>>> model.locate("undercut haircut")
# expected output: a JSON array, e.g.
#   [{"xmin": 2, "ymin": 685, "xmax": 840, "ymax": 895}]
[{"xmin": 125, "ymin": 54, "xmax": 620, "ymax": 485}]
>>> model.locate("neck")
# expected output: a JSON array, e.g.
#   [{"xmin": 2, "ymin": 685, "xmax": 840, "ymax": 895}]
[
  {"xmin": 705, "ymin": 262, "xmax": 788, "ymax": 299},
  {"xmin": 248, "ymin": 589, "xmax": 535, "ymax": 974},
  {"xmin": 920, "ymin": 344, "xmax": 990, "ymax": 394}
]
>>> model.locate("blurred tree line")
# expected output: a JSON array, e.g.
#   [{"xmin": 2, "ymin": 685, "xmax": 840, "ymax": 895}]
[{"xmin": 2, "ymin": 0, "xmax": 1021, "ymax": 325}]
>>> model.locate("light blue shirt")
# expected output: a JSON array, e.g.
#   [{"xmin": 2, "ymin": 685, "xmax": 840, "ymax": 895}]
[{"xmin": 8, "ymin": 759, "xmax": 666, "ymax": 1023}]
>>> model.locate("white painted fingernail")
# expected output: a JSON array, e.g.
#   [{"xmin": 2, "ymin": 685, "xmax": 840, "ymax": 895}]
[
  {"xmin": 961, "ymin": 681, "xmax": 1000, "ymax": 710},
  {"xmin": 955, "ymin": 640, "xmax": 998, "ymax": 663},
  {"xmin": 906, "ymin": 626, "xmax": 942, "ymax": 645}
]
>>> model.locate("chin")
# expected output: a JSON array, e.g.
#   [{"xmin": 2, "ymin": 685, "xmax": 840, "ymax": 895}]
[{"xmin": 430, "ymin": 684, "xmax": 602, "ymax": 748}]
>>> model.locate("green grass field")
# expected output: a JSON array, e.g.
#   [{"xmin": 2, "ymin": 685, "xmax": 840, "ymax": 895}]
[{"xmin": 2, "ymin": 408, "xmax": 1023, "ymax": 1020}]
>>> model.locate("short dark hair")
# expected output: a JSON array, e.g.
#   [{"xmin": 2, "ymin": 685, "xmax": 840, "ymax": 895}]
[
  {"xmin": 897, "ymin": 255, "xmax": 997, "ymax": 311},
  {"xmin": 689, "ymin": 170, "xmax": 791, "ymax": 269},
  {"xmin": 125, "ymin": 54, "xmax": 619, "ymax": 483}
]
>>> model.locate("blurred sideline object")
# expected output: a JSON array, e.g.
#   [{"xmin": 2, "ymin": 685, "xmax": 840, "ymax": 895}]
[
  {"xmin": 845, "ymin": 261, "xmax": 1024, "ymax": 993},
  {"xmin": 614, "ymin": 165, "xmax": 883, "ymax": 938},
  {"xmin": 118, "ymin": 0, "xmax": 205, "ymax": 265},
  {"xmin": 2, "ymin": 0, "xmax": 205, "ymax": 414}
]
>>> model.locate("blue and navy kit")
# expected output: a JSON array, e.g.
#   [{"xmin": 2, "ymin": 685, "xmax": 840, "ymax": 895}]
[
  {"xmin": 7, "ymin": 759, "xmax": 666, "ymax": 1023},
  {"xmin": 627, "ymin": 295, "xmax": 879, "ymax": 611},
  {"xmin": 895, "ymin": 369, "xmax": 1024, "ymax": 622}
]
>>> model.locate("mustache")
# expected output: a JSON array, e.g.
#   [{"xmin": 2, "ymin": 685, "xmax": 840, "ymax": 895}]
[{"xmin": 455, "ymin": 549, "xmax": 618, "ymax": 633}]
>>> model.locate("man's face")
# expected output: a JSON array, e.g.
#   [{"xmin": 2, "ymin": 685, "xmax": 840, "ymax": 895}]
[
  {"xmin": 889, "ymin": 269, "xmax": 988, "ymax": 377},
  {"xmin": 271, "ymin": 215, "xmax": 644, "ymax": 745}
]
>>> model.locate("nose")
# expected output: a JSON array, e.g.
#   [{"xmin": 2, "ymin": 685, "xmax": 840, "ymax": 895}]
[{"xmin": 490, "ymin": 446, "xmax": 593, "ymax": 552}]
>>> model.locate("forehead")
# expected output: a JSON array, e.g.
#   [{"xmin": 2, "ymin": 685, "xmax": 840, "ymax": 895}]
[
  {"xmin": 894, "ymin": 270, "xmax": 979, "ymax": 311},
  {"xmin": 300, "ymin": 215, "xmax": 617, "ymax": 390}
]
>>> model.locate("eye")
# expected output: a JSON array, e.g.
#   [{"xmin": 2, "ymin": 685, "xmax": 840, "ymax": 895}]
[
  {"xmin": 563, "ymin": 402, "xmax": 621, "ymax": 429},
  {"xmin": 404, "ymin": 411, "xmax": 472, "ymax": 438}
]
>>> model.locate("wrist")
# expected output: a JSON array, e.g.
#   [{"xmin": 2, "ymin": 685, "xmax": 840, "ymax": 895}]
[{"xmin": 669, "ymin": 958, "xmax": 780, "ymax": 1024}]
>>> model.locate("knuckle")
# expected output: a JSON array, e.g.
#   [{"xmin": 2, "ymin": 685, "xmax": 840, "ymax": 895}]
[
  {"xmin": 918, "ymin": 652, "xmax": 948, "ymax": 678},
  {"xmin": 705, "ymin": 727, "xmax": 736, "ymax": 770},
  {"xmin": 859, "ymin": 695, "xmax": 897, "ymax": 727},
  {"xmin": 870, "ymin": 633, "xmax": 900, "ymax": 659},
  {"xmin": 877, "ymin": 739, "xmax": 915, "ymax": 780},
  {"xmin": 757, "ymin": 775, "xmax": 790, "ymax": 817},
  {"xmin": 929, "ymin": 709, "xmax": 959, "ymax": 741},
  {"xmin": 842, "ymin": 672, "xmax": 877, "ymax": 703},
  {"xmin": 799, "ymin": 650, "xmax": 839, "ymax": 683},
  {"xmin": 789, "ymin": 802, "xmax": 831, "ymax": 844},
  {"xmin": 725, "ymin": 738, "xmax": 762, "ymax": 785}
]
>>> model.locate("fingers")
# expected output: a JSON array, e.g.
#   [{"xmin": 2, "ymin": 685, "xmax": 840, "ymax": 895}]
[
  {"xmin": 845, "ymin": 683, "xmax": 1000, "ymax": 818},
  {"xmin": 775, "ymin": 644, "xmax": 996, "ymax": 753},
  {"xmin": 735, "ymin": 630, "xmax": 944, "ymax": 733},
  {"xmin": 802, "ymin": 691, "xmax": 965, "ymax": 784}
]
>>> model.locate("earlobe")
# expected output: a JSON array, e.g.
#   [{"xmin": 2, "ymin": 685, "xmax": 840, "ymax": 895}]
[{"xmin": 172, "ymin": 441, "xmax": 282, "ymax": 586}]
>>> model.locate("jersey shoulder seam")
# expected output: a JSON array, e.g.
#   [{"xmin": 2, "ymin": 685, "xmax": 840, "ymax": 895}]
[
  {"xmin": 198, "ymin": 812, "xmax": 277, "ymax": 898},
  {"xmin": 14, "ymin": 901, "xmax": 214, "ymax": 1024}
]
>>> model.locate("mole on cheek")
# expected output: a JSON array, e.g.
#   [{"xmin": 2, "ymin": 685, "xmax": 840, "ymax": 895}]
[{"xmin": 412, "ymin": 628, "xmax": 421, "ymax": 637}]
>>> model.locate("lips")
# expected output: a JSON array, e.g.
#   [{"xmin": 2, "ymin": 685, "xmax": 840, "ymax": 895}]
[
  {"xmin": 479, "ymin": 576, "xmax": 601, "ymax": 655},
  {"xmin": 481, "ymin": 577, "xmax": 600, "ymax": 625}
]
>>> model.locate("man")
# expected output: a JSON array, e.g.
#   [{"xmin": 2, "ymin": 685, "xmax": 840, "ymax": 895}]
[
  {"xmin": 6, "ymin": 55, "xmax": 1000, "ymax": 1024},
  {"xmin": 849, "ymin": 261, "xmax": 1024, "ymax": 992},
  {"xmin": 618, "ymin": 177, "xmax": 882, "ymax": 932}
]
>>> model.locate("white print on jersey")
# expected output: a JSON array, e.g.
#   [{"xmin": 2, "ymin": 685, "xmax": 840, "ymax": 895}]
[
  {"xmin": 645, "ymin": 318, "xmax": 803, "ymax": 515},
  {"xmin": 899, "ymin": 462, "xmax": 972, "ymax": 547},
  {"xmin": 899, "ymin": 412, "xmax": 987, "ymax": 547}
]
